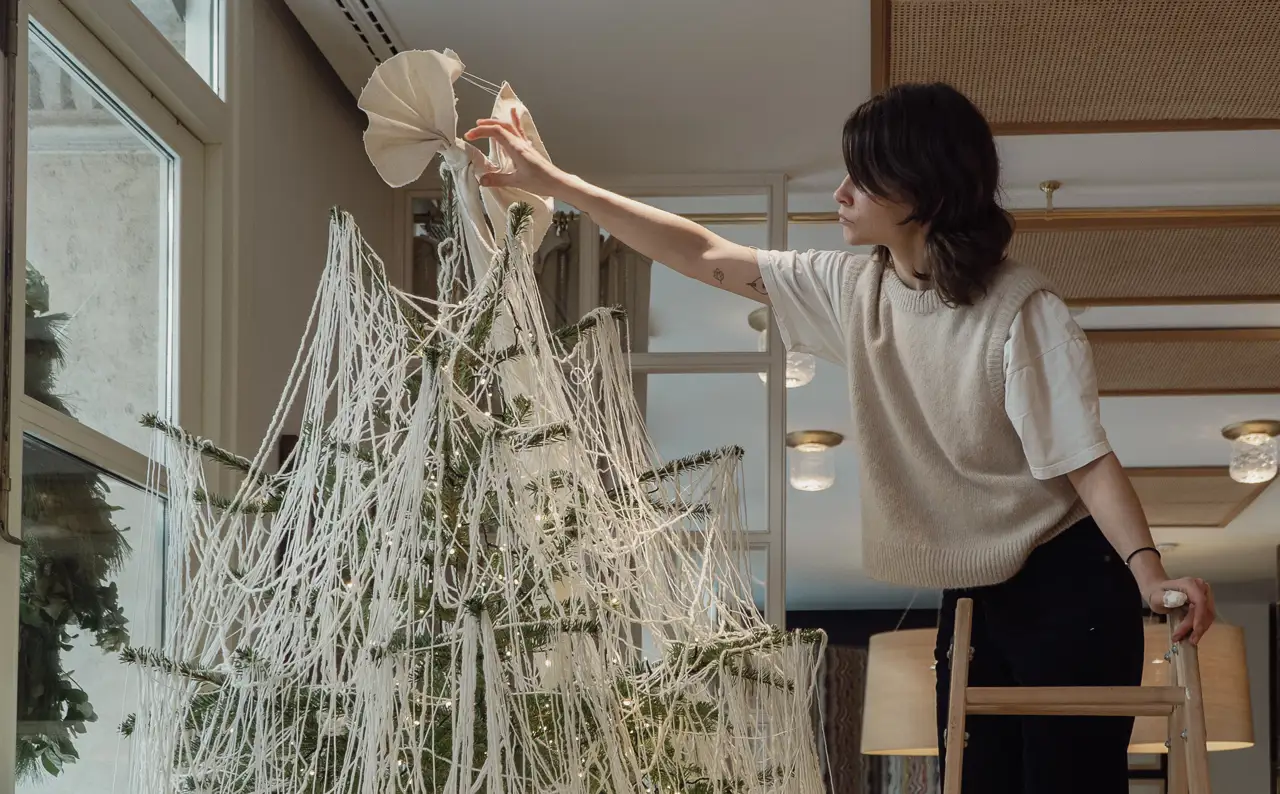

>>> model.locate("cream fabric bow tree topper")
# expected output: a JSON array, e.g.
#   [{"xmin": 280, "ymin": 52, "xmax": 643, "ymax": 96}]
[{"xmin": 359, "ymin": 49, "xmax": 555, "ymax": 265}]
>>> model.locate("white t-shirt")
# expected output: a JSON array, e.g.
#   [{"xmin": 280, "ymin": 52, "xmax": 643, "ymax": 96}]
[{"xmin": 759, "ymin": 248, "xmax": 1111, "ymax": 480}]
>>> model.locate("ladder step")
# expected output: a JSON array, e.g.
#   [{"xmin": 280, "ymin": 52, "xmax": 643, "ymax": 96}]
[{"xmin": 966, "ymin": 686, "xmax": 1184, "ymax": 717}]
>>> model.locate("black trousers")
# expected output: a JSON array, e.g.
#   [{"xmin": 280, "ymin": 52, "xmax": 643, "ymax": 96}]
[{"xmin": 934, "ymin": 517, "xmax": 1145, "ymax": 793}]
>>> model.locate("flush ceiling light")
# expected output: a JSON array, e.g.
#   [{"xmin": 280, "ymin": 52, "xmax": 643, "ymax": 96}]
[
  {"xmin": 785, "ymin": 430, "xmax": 843, "ymax": 492},
  {"xmin": 1221, "ymin": 420, "xmax": 1280, "ymax": 484},
  {"xmin": 748, "ymin": 308, "xmax": 815, "ymax": 389}
]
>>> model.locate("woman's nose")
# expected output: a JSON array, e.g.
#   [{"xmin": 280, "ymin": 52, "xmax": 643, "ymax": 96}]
[{"xmin": 833, "ymin": 178, "xmax": 854, "ymax": 205}]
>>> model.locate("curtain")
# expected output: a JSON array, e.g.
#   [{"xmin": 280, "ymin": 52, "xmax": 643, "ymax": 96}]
[{"xmin": 599, "ymin": 233, "xmax": 652, "ymax": 354}]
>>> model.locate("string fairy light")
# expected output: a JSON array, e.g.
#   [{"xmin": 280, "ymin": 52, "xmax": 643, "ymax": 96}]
[{"xmin": 122, "ymin": 145, "xmax": 825, "ymax": 793}]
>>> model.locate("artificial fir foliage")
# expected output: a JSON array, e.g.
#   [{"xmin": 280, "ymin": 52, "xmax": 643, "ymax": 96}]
[
  {"xmin": 17, "ymin": 264, "xmax": 131, "ymax": 779},
  {"xmin": 120, "ymin": 166, "xmax": 824, "ymax": 793}
]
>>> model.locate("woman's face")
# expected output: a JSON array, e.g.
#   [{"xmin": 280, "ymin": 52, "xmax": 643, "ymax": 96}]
[{"xmin": 832, "ymin": 175, "xmax": 915, "ymax": 248}]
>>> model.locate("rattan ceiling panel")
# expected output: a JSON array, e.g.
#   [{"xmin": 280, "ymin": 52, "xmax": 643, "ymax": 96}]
[
  {"xmin": 1009, "ymin": 225, "xmax": 1280, "ymax": 304},
  {"xmin": 1128, "ymin": 468, "xmax": 1269, "ymax": 528},
  {"xmin": 1088, "ymin": 330, "xmax": 1280, "ymax": 395},
  {"xmin": 881, "ymin": 0, "xmax": 1280, "ymax": 132}
]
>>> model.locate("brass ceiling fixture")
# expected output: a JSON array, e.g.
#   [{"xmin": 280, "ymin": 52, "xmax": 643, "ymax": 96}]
[
  {"xmin": 785, "ymin": 430, "xmax": 845, "ymax": 492},
  {"xmin": 1221, "ymin": 420, "xmax": 1280, "ymax": 484}
]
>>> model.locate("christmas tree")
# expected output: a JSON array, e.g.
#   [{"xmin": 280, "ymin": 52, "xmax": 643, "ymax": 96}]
[
  {"xmin": 120, "ymin": 175, "xmax": 824, "ymax": 793},
  {"xmin": 16, "ymin": 264, "xmax": 131, "ymax": 779},
  {"xmin": 120, "ymin": 48, "xmax": 825, "ymax": 792}
]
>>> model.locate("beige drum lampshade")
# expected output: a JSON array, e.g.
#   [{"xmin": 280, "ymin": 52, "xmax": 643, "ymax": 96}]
[
  {"xmin": 861, "ymin": 628, "xmax": 939, "ymax": 755},
  {"xmin": 860, "ymin": 623, "xmax": 1252, "ymax": 756},
  {"xmin": 1130, "ymin": 621, "xmax": 1253, "ymax": 753}
]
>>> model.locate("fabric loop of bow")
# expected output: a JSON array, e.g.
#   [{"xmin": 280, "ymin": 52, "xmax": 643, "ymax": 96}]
[{"xmin": 359, "ymin": 48, "xmax": 554, "ymax": 258}]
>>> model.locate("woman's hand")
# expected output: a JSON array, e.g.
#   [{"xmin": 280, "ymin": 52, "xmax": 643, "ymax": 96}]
[
  {"xmin": 463, "ymin": 109, "xmax": 568, "ymax": 197},
  {"xmin": 1143, "ymin": 575, "xmax": 1215, "ymax": 646},
  {"xmin": 1066, "ymin": 453, "xmax": 1217, "ymax": 646}
]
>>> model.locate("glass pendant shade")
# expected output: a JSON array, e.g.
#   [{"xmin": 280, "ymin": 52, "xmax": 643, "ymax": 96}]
[
  {"xmin": 1222, "ymin": 421, "xmax": 1280, "ymax": 484},
  {"xmin": 786, "ymin": 431, "xmax": 843, "ymax": 492}
]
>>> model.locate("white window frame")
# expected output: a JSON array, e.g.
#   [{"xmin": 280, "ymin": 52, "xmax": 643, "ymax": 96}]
[
  {"xmin": 399, "ymin": 173, "xmax": 791, "ymax": 627},
  {"xmin": 61, "ymin": 0, "xmax": 227, "ymax": 127},
  {"xmin": 0, "ymin": 0, "xmax": 224, "ymax": 787},
  {"xmin": 17, "ymin": 0, "xmax": 210, "ymax": 479}
]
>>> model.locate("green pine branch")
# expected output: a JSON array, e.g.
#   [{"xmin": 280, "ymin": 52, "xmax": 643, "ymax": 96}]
[
  {"xmin": 638, "ymin": 446, "xmax": 745, "ymax": 486},
  {"xmin": 141, "ymin": 414, "xmax": 253, "ymax": 474},
  {"xmin": 119, "ymin": 647, "xmax": 227, "ymax": 686}
]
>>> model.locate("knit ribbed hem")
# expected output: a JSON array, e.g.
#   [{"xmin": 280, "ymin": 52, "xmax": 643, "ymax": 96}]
[
  {"xmin": 862, "ymin": 501, "xmax": 1093, "ymax": 589},
  {"xmin": 881, "ymin": 264, "xmax": 944, "ymax": 314}
]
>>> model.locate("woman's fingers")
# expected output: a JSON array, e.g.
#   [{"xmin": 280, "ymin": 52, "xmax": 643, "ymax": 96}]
[
  {"xmin": 468, "ymin": 118, "xmax": 523, "ymax": 141},
  {"xmin": 464, "ymin": 121, "xmax": 518, "ymax": 145},
  {"xmin": 1165, "ymin": 577, "xmax": 1215, "ymax": 645},
  {"xmin": 1172, "ymin": 611, "xmax": 1195, "ymax": 644}
]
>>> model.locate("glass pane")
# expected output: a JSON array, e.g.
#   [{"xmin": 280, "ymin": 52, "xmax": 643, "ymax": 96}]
[
  {"xmin": 603, "ymin": 194, "xmax": 769, "ymax": 353},
  {"xmin": 128, "ymin": 0, "xmax": 221, "ymax": 90},
  {"xmin": 16, "ymin": 437, "xmax": 164, "ymax": 790},
  {"xmin": 638, "ymin": 372, "xmax": 767, "ymax": 532},
  {"xmin": 26, "ymin": 27, "xmax": 174, "ymax": 455},
  {"xmin": 784, "ymin": 283, "xmax": 861, "ymax": 607}
]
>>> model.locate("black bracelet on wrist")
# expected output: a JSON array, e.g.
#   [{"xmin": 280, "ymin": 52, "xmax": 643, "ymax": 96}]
[{"xmin": 1125, "ymin": 546, "xmax": 1161, "ymax": 567}]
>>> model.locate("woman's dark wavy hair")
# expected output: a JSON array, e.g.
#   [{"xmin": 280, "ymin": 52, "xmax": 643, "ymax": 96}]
[{"xmin": 842, "ymin": 82, "xmax": 1013, "ymax": 307}]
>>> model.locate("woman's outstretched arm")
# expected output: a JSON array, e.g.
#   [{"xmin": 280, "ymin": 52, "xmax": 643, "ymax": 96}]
[{"xmin": 465, "ymin": 114, "xmax": 769, "ymax": 304}]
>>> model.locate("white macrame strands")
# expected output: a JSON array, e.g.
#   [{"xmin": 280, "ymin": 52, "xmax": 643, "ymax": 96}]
[
  {"xmin": 126, "ymin": 57, "xmax": 825, "ymax": 784},
  {"xmin": 125, "ymin": 194, "xmax": 825, "ymax": 793}
]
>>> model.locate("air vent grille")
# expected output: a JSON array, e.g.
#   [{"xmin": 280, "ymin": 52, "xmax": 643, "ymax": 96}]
[{"xmin": 331, "ymin": 0, "xmax": 400, "ymax": 64}]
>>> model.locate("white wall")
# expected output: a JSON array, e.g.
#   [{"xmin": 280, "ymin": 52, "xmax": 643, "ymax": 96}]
[
  {"xmin": 231, "ymin": 0, "xmax": 397, "ymax": 457},
  {"xmin": 1211, "ymin": 601, "xmax": 1271, "ymax": 793}
]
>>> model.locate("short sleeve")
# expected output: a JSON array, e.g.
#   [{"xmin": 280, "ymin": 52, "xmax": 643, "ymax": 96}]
[
  {"xmin": 1003, "ymin": 291, "xmax": 1112, "ymax": 480},
  {"xmin": 754, "ymin": 248, "xmax": 855, "ymax": 364}
]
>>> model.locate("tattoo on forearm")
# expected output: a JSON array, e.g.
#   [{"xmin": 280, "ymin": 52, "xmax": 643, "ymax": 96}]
[
  {"xmin": 712, "ymin": 268, "xmax": 725, "ymax": 284},
  {"xmin": 747, "ymin": 277, "xmax": 767, "ymax": 295}
]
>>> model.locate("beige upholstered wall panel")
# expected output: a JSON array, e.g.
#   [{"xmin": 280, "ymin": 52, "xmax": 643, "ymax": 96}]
[
  {"xmin": 881, "ymin": 0, "xmax": 1280, "ymax": 132},
  {"xmin": 1010, "ymin": 225, "xmax": 1280, "ymax": 304},
  {"xmin": 1088, "ymin": 331, "xmax": 1280, "ymax": 396}
]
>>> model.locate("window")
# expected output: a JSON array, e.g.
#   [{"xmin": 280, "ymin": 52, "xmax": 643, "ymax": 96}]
[
  {"xmin": 560, "ymin": 181, "xmax": 789, "ymax": 626},
  {"xmin": 127, "ymin": 0, "xmax": 221, "ymax": 90},
  {"xmin": 15, "ymin": 439, "xmax": 164, "ymax": 790},
  {"xmin": 8, "ymin": 10, "xmax": 208, "ymax": 789},
  {"xmin": 25, "ymin": 26, "xmax": 175, "ymax": 456},
  {"xmin": 624, "ymin": 194, "xmax": 770, "ymax": 353}
]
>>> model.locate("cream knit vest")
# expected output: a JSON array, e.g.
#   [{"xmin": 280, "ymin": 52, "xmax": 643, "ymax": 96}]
[{"xmin": 843, "ymin": 256, "xmax": 1090, "ymax": 589}]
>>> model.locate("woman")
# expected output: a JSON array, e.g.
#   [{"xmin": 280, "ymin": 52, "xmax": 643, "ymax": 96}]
[{"xmin": 465, "ymin": 82, "xmax": 1215, "ymax": 793}]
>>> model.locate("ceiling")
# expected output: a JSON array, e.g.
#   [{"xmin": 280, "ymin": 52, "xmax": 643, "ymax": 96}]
[{"xmin": 286, "ymin": 0, "xmax": 1280, "ymax": 609}]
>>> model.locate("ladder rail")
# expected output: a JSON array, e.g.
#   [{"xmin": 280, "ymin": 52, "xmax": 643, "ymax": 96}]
[
  {"xmin": 942, "ymin": 598, "xmax": 1212, "ymax": 794},
  {"xmin": 966, "ymin": 685, "xmax": 1183, "ymax": 717}
]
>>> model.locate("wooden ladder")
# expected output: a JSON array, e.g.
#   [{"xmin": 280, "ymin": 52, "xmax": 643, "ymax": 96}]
[{"xmin": 942, "ymin": 597, "xmax": 1211, "ymax": 794}]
